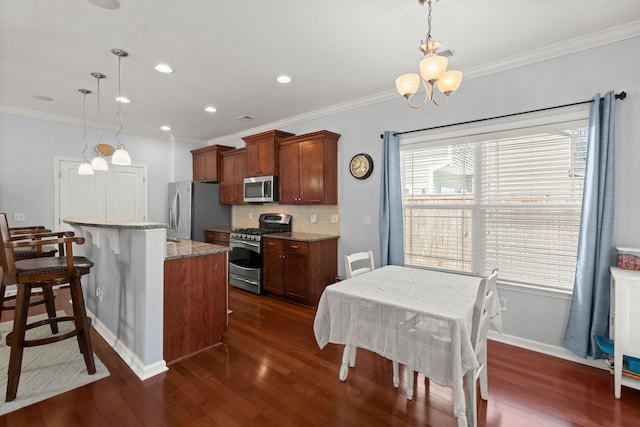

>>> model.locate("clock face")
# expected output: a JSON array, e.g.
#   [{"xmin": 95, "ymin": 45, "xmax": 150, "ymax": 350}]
[{"xmin": 349, "ymin": 153, "xmax": 373, "ymax": 180}]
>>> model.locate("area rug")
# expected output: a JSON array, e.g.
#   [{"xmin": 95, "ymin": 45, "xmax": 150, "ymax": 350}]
[{"xmin": 0, "ymin": 311, "xmax": 110, "ymax": 416}]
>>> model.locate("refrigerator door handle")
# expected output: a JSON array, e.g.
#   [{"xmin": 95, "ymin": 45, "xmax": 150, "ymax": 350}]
[
  {"xmin": 175, "ymin": 191, "xmax": 181, "ymax": 230},
  {"xmin": 169, "ymin": 190, "xmax": 179, "ymax": 229}
]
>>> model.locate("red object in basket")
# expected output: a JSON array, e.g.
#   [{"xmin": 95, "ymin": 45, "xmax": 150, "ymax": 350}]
[{"xmin": 617, "ymin": 248, "xmax": 640, "ymax": 271}]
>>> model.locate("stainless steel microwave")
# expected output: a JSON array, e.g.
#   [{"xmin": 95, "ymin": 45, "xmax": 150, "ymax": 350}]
[{"xmin": 244, "ymin": 175, "xmax": 278, "ymax": 203}]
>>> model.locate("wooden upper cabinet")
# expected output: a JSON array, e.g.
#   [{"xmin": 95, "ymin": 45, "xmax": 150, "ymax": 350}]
[
  {"xmin": 242, "ymin": 130, "xmax": 295, "ymax": 177},
  {"xmin": 220, "ymin": 149, "xmax": 247, "ymax": 205},
  {"xmin": 278, "ymin": 131, "xmax": 340, "ymax": 205},
  {"xmin": 191, "ymin": 145, "xmax": 235, "ymax": 182}
]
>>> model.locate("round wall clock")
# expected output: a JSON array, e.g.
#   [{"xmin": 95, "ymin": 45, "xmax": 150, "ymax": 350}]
[{"xmin": 349, "ymin": 153, "xmax": 373, "ymax": 180}]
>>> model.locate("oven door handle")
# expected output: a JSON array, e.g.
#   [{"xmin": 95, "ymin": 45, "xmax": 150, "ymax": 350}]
[
  {"xmin": 230, "ymin": 274, "xmax": 260, "ymax": 286},
  {"xmin": 230, "ymin": 240, "xmax": 261, "ymax": 250}
]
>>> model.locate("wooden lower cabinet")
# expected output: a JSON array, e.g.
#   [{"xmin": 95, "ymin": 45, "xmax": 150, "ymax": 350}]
[
  {"xmin": 204, "ymin": 230, "xmax": 230, "ymax": 246},
  {"xmin": 262, "ymin": 237, "xmax": 337, "ymax": 306},
  {"xmin": 163, "ymin": 251, "xmax": 228, "ymax": 364}
]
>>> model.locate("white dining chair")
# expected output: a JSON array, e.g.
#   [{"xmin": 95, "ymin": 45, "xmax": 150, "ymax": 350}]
[
  {"xmin": 344, "ymin": 250, "xmax": 375, "ymax": 279},
  {"xmin": 465, "ymin": 269, "xmax": 497, "ymax": 427},
  {"xmin": 398, "ymin": 269, "xmax": 497, "ymax": 427},
  {"xmin": 339, "ymin": 251, "xmax": 375, "ymax": 381}
]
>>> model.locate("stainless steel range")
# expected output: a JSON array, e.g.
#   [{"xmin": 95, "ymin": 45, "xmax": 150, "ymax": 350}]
[{"xmin": 228, "ymin": 213, "xmax": 292, "ymax": 294}]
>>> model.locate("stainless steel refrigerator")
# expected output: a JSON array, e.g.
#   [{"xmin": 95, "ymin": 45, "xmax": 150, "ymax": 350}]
[{"xmin": 167, "ymin": 181, "xmax": 231, "ymax": 242}]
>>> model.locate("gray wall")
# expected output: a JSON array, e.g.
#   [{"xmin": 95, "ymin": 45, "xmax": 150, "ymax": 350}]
[{"xmin": 1, "ymin": 36, "xmax": 638, "ymax": 351}]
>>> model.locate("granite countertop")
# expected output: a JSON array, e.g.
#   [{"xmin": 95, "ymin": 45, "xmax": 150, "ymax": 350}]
[
  {"xmin": 64, "ymin": 216, "xmax": 167, "ymax": 230},
  {"xmin": 165, "ymin": 238, "xmax": 231, "ymax": 260},
  {"xmin": 265, "ymin": 232, "xmax": 340, "ymax": 242}
]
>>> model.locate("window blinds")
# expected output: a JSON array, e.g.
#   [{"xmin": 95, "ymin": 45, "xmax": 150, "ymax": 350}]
[{"xmin": 400, "ymin": 123, "xmax": 588, "ymax": 291}]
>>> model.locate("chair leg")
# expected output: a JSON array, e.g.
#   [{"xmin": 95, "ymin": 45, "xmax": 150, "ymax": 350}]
[
  {"xmin": 6, "ymin": 284, "xmax": 32, "ymax": 402},
  {"xmin": 392, "ymin": 360, "xmax": 399, "ymax": 388},
  {"xmin": 349, "ymin": 345, "xmax": 357, "ymax": 367},
  {"xmin": 42, "ymin": 286, "xmax": 59, "ymax": 334},
  {"xmin": 407, "ymin": 367, "xmax": 415, "ymax": 400},
  {"xmin": 69, "ymin": 276, "xmax": 96, "ymax": 375},
  {"xmin": 478, "ymin": 346, "xmax": 488, "ymax": 400}
]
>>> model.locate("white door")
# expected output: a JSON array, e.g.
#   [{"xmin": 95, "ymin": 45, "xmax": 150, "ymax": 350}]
[{"xmin": 56, "ymin": 158, "xmax": 147, "ymax": 230}]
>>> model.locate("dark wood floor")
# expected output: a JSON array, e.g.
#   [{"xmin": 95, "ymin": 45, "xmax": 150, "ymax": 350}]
[{"xmin": 1, "ymin": 286, "xmax": 640, "ymax": 426}]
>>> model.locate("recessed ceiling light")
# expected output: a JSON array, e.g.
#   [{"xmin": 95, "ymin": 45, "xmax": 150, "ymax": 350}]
[
  {"xmin": 276, "ymin": 75, "xmax": 292, "ymax": 84},
  {"xmin": 204, "ymin": 106, "xmax": 217, "ymax": 113},
  {"xmin": 161, "ymin": 125, "xmax": 171, "ymax": 131},
  {"xmin": 88, "ymin": 0, "xmax": 120, "ymax": 10},
  {"xmin": 115, "ymin": 96, "xmax": 130, "ymax": 103},
  {"xmin": 154, "ymin": 63, "xmax": 173, "ymax": 73}
]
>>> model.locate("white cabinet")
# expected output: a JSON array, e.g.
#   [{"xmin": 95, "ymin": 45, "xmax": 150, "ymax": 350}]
[{"xmin": 610, "ymin": 267, "xmax": 640, "ymax": 398}]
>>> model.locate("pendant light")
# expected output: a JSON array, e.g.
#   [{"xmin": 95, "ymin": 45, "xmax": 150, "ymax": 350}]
[
  {"xmin": 395, "ymin": 0, "xmax": 462, "ymax": 108},
  {"xmin": 111, "ymin": 48, "xmax": 132, "ymax": 166},
  {"xmin": 78, "ymin": 89, "xmax": 95, "ymax": 175},
  {"xmin": 90, "ymin": 72, "xmax": 109, "ymax": 171}
]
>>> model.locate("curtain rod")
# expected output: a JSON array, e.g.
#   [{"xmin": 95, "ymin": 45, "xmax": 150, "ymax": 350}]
[{"xmin": 380, "ymin": 91, "xmax": 627, "ymax": 139}]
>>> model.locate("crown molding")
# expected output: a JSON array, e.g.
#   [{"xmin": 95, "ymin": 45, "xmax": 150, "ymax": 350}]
[
  {"xmin": 0, "ymin": 105, "xmax": 206, "ymax": 145},
  {"xmin": 463, "ymin": 20, "xmax": 640, "ymax": 80}
]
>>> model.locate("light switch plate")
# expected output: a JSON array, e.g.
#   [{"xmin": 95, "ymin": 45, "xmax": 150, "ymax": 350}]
[
  {"xmin": 13, "ymin": 213, "xmax": 26, "ymax": 222},
  {"xmin": 364, "ymin": 215, "xmax": 372, "ymax": 225},
  {"xmin": 330, "ymin": 214, "xmax": 339, "ymax": 224},
  {"xmin": 310, "ymin": 213, "xmax": 318, "ymax": 223}
]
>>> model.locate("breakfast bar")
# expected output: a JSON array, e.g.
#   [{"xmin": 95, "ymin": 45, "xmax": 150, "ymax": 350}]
[{"xmin": 64, "ymin": 217, "xmax": 231, "ymax": 380}]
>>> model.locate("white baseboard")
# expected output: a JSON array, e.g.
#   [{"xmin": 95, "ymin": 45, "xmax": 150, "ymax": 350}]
[
  {"xmin": 87, "ymin": 310, "xmax": 168, "ymax": 380},
  {"xmin": 488, "ymin": 330, "xmax": 606, "ymax": 370}
]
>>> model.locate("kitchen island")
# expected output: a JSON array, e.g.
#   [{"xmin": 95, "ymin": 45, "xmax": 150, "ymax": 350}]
[
  {"xmin": 165, "ymin": 238, "xmax": 231, "ymax": 364},
  {"xmin": 64, "ymin": 217, "xmax": 230, "ymax": 379}
]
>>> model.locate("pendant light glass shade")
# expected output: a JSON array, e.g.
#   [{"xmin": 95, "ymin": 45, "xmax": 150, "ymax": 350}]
[
  {"xmin": 91, "ymin": 155, "xmax": 109, "ymax": 170},
  {"xmin": 78, "ymin": 160, "xmax": 95, "ymax": 175},
  {"xmin": 396, "ymin": 73, "xmax": 421, "ymax": 98},
  {"xmin": 112, "ymin": 146, "xmax": 131, "ymax": 165},
  {"xmin": 437, "ymin": 70, "xmax": 462, "ymax": 94},
  {"xmin": 419, "ymin": 55, "xmax": 448, "ymax": 82}
]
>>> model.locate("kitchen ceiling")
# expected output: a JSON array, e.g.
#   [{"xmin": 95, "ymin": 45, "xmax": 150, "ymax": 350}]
[{"xmin": 1, "ymin": 0, "xmax": 639, "ymax": 144}]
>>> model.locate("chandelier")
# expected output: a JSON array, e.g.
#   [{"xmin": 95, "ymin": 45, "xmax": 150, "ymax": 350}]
[{"xmin": 395, "ymin": 0, "xmax": 462, "ymax": 107}]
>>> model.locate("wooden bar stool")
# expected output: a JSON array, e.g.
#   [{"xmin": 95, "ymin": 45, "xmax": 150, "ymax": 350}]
[
  {"xmin": 0, "ymin": 213, "xmax": 96, "ymax": 402},
  {"xmin": 1, "ymin": 227, "xmax": 71, "ymax": 334}
]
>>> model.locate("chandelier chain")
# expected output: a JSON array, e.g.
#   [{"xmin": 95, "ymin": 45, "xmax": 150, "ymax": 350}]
[{"xmin": 426, "ymin": 0, "xmax": 433, "ymax": 41}]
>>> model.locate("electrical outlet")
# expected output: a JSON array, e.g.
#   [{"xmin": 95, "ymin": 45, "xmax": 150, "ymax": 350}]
[
  {"xmin": 364, "ymin": 215, "xmax": 372, "ymax": 225},
  {"xmin": 500, "ymin": 296, "xmax": 507, "ymax": 312},
  {"xmin": 330, "ymin": 214, "xmax": 338, "ymax": 224},
  {"xmin": 96, "ymin": 287, "xmax": 105, "ymax": 303},
  {"xmin": 310, "ymin": 213, "xmax": 318, "ymax": 223},
  {"xmin": 248, "ymin": 212, "xmax": 253, "ymax": 219},
  {"xmin": 13, "ymin": 212, "xmax": 26, "ymax": 222}
]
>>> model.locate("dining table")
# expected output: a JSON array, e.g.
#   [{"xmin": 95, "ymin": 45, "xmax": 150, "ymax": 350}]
[{"xmin": 313, "ymin": 265, "xmax": 486, "ymax": 427}]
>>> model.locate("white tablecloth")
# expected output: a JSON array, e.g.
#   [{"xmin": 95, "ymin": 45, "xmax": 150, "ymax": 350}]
[{"xmin": 313, "ymin": 265, "xmax": 483, "ymax": 422}]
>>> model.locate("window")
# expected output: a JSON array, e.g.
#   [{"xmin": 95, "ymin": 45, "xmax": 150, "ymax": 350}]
[{"xmin": 400, "ymin": 117, "xmax": 589, "ymax": 292}]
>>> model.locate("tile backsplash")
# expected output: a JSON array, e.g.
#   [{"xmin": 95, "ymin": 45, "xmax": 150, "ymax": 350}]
[{"xmin": 233, "ymin": 204, "xmax": 340, "ymax": 235}]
